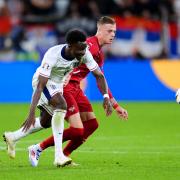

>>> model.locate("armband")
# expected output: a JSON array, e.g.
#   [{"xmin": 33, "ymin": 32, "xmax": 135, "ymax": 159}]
[{"xmin": 113, "ymin": 103, "xmax": 119, "ymax": 109}]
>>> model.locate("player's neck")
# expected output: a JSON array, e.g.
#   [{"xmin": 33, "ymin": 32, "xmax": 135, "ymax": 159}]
[
  {"xmin": 96, "ymin": 34, "xmax": 105, "ymax": 47},
  {"xmin": 64, "ymin": 46, "xmax": 74, "ymax": 60}
]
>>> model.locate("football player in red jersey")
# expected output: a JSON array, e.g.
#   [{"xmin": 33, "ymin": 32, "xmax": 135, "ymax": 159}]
[{"xmin": 27, "ymin": 16, "xmax": 128, "ymax": 166}]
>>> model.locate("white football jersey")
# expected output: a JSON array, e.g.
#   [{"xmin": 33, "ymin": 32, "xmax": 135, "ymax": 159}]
[{"xmin": 33, "ymin": 44, "xmax": 98, "ymax": 84}]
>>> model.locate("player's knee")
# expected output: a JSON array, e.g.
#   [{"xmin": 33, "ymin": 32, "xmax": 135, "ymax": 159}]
[
  {"xmin": 56, "ymin": 102, "xmax": 67, "ymax": 110},
  {"xmin": 92, "ymin": 119, "xmax": 99, "ymax": 131},
  {"xmin": 83, "ymin": 119, "xmax": 99, "ymax": 138},
  {"xmin": 50, "ymin": 94, "xmax": 67, "ymax": 110},
  {"xmin": 54, "ymin": 99, "xmax": 67, "ymax": 110},
  {"xmin": 88, "ymin": 119, "xmax": 99, "ymax": 132}
]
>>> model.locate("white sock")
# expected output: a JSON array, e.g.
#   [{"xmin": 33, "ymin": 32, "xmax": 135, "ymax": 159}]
[
  {"xmin": 12, "ymin": 117, "xmax": 43, "ymax": 142},
  {"xmin": 51, "ymin": 109, "xmax": 66, "ymax": 159}
]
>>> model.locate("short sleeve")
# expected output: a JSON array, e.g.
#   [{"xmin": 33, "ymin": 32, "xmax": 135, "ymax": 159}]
[
  {"xmin": 38, "ymin": 48, "xmax": 57, "ymax": 78},
  {"xmin": 83, "ymin": 49, "xmax": 98, "ymax": 71}
]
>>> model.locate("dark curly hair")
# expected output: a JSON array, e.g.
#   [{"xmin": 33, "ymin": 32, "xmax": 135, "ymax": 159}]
[{"xmin": 66, "ymin": 29, "xmax": 87, "ymax": 44}]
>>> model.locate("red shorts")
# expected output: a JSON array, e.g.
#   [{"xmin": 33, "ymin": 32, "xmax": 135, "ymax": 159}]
[{"xmin": 63, "ymin": 81, "xmax": 93, "ymax": 119}]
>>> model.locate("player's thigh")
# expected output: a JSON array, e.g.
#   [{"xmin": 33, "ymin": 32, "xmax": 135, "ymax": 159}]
[
  {"xmin": 80, "ymin": 112, "xmax": 96, "ymax": 122},
  {"xmin": 36, "ymin": 79, "xmax": 66, "ymax": 111},
  {"xmin": 67, "ymin": 113, "xmax": 84, "ymax": 128},
  {"xmin": 64, "ymin": 91, "xmax": 83, "ymax": 128},
  {"xmin": 77, "ymin": 90, "xmax": 96, "ymax": 122},
  {"xmin": 64, "ymin": 90, "xmax": 79, "ymax": 119}
]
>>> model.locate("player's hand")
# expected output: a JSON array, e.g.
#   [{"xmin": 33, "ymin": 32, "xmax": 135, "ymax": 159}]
[
  {"xmin": 22, "ymin": 114, "xmax": 35, "ymax": 132},
  {"xmin": 115, "ymin": 106, "xmax": 128, "ymax": 120},
  {"xmin": 103, "ymin": 97, "xmax": 113, "ymax": 116}
]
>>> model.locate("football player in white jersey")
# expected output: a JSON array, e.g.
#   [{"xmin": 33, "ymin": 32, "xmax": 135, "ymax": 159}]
[{"xmin": 3, "ymin": 29, "xmax": 112, "ymax": 167}]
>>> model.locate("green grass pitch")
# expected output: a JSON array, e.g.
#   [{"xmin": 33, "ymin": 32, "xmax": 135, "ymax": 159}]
[{"xmin": 0, "ymin": 102, "xmax": 180, "ymax": 180}]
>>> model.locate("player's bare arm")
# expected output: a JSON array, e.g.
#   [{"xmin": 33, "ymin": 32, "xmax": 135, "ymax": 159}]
[
  {"xmin": 92, "ymin": 67, "xmax": 112, "ymax": 116},
  {"xmin": 98, "ymin": 69, "xmax": 128, "ymax": 120},
  {"xmin": 23, "ymin": 75, "xmax": 48, "ymax": 132}
]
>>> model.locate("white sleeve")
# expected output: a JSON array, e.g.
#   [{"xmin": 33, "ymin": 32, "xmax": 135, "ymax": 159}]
[
  {"xmin": 38, "ymin": 48, "xmax": 57, "ymax": 78},
  {"xmin": 83, "ymin": 49, "xmax": 98, "ymax": 71}
]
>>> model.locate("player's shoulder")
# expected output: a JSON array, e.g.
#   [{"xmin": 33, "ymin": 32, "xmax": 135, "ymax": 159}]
[
  {"xmin": 86, "ymin": 36, "xmax": 99, "ymax": 54},
  {"xmin": 46, "ymin": 44, "xmax": 65, "ymax": 56},
  {"xmin": 86, "ymin": 36, "xmax": 97, "ymax": 46}
]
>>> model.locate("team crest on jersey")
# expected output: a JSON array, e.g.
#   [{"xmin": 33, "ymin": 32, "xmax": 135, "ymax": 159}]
[
  {"xmin": 68, "ymin": 106, "xmax": 75, "ymax": 112},
  {"xmin": 42, "ymin": 63, "xmax": 50, "ymax": 70}
]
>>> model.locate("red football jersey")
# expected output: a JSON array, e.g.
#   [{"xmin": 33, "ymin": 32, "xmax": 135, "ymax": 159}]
[
  {"xmin": 69, "ymin": 36, "xmax": 104, "ymax": 83},
  {"xmin": 68, "ymin": 36, "xmax": 113, "ymax": 98}
]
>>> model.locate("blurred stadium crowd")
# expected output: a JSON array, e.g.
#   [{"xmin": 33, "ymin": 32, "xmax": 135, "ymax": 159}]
[{"xmin": 0, "ymin": 0, "xmax": 180, "ymax": 61}]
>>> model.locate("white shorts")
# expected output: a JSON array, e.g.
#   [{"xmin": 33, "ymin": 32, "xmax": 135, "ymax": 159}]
[{"xmin": 32, "ymin": 78, "xmax": 63, "ymax": 116}]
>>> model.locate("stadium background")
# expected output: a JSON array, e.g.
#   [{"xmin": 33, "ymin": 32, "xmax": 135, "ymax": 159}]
[
  {"xmin": 1, "ymin": 1, "xmax": 180, "ymax": 180},
  {"xmin": 1, "ymin": 0, "xmax": 180, "ymax": 102}
]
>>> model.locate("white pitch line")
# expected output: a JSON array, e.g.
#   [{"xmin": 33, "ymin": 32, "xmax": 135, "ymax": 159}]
[
  {"xmin": 1, "ymin": 146, "xmax": 180, "ymax": 154},
  {"xmin": 1, "ymin": 142, "xmax": 180, "ymax": 150}
]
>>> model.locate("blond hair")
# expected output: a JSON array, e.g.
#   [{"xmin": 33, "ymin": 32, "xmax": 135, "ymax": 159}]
[{"xmin": 97, "ymin": 16, "xmax": 115, "ymax": 25}]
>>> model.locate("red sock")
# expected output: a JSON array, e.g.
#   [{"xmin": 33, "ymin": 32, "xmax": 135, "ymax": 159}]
[
  {"xmin": 40, "ymin": 135, "xmax": 54, "ymax": 150},
  {"xmin": 63, "ymin": 127, "xmax": 84, "ymax": 142},
  {"xmin": 63, "ymin": 118, "xmax": 98, "ymax": 156},
  {"xmin": 83, "ymin": 118, "xmax": 99, "ymax": 139},
  {"xmin": 40, "ymin": 127, "xmax": 84, "ymax": 150},
  {"xmin": 63, "ymin": 127, "xmax": 84, "ymax": 156}
]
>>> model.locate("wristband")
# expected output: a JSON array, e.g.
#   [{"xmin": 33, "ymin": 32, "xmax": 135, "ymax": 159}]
[
  {"xmin": 103, "ymin": 94, "xmax": 109, "ymax": 98},
  {"xmin": 113, "ymin": 103, "xmax": 119, "ymax": 109}
]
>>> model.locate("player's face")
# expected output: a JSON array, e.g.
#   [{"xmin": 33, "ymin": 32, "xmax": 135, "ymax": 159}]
[
  {"xmin": 71, "ymin": 42, "xmax": 87, "ymax": 60},
  {"xmin": 100, "ymin": 23, "xmax": 116, "ymax": 44}
]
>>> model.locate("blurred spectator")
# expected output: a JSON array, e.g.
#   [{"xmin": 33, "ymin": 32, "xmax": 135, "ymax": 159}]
[
  {"xmin": 0, "ymin": 0, "xmax": 14, "ymax": 61},
  {"xmin": 55, "ymin": 0, "xmax": 69, "ymax": 17},
  {"xmin": 0, "ymin": 0, "xmax": 11, "ymax": 48},
  {"xmin": 56, "ymin": 0, "xmax": 98, "ymax": 43},
  {"xmin": 0, "ymin": 0, "xmax": 180, "ymax": 61},
  {"xmin": 21, "ymin": 0, "xmax": 58, "ymax": 24},
  {"xmin": 96, "ymin": 0, "xmax": 116, "ymax": 15},
  {"xmin": 111, "ymin": 0, "xmax": 135, "ymax": 17},
  {"xmin": 13, "ymin": 0, "xmax": 61, "ymax": 61}
]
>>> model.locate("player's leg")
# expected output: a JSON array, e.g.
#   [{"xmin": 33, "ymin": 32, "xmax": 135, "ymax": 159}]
[
  {"xmin": 80, "ymin": 112, "xmax": 99, "ymax": 140},
  {"xmin": 63, "ymin": 115, "xmax": 98, "ymax": 156},
  {"xmin": 3, "ymin": 78, "xmax": 54, "ymax": 159},
  {"xmin": 3, "ymin": 108, "xmax": 52, "ymax": 159},
  {"xmin": 49, "ymin": 92, "xmax": 72, "ymax": 167},
  {"xmin": 28, "ymin": 111, "xmax": 83, "ymax": 167},
  {"xmin": 78, "ymin": 91, "xmax": 99, "ymax": 141},
  {"xmin": 35, "ymin": 91, "xmax": 84, "ymax": 151},
  {"xmin": 63, "ymin": 90, "xmax": 99, "ymax": 156},
  {"xmin": 28, "ymin": 89, "xmax": 84, "ymax": 167},
  {"xmin": 27, "ymin": 108, "xmax": 53, "ymax": 166},
  {"xmin": 28, "ymin": 80, "xmax": 71, "ymax": 167}
]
